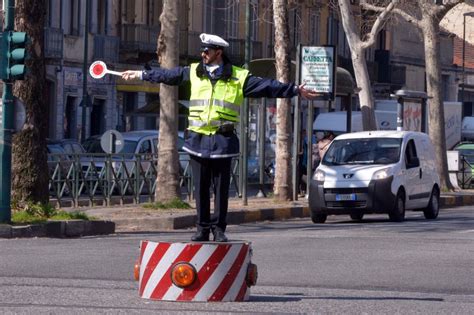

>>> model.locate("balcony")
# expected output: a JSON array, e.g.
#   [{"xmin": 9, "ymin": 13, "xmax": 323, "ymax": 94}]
[
  {"xmin": 120, "ymin": 24, "xmax": 161, "ymax": 53},
  {"xmin": 227, "ymin": 39, "xmax": 263, "ymax": 64},
  {"xmin": 93, "ymin": 35, "xmax": 120, "ymax": 63},
  {"xmin": 44, "ymin": 27, "xmax": 63, "ymax": 59}
]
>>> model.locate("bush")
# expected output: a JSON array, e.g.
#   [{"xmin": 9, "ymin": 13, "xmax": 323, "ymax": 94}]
[
  {"xmin": 143, "ymin": 198, "xmax": 192, "ymax": 210},
  {"xmin": 11, "ymin": 201, "xmax": 91, "ymax": 225}
]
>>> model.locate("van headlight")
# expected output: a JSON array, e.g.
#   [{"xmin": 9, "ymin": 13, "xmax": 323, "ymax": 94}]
[
  {"xmin": 313, "ymin": 169, "xmax": 325, "ymax": 181},
  {"xmin": 372, "ymin": 168, "xmax": 390, "ymax": 180}
]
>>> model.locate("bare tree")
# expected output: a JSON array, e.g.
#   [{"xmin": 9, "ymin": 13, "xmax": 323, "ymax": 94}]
[
  {"xmin": 155, "ymin": 0, "xmax": 180, "ymax": 202},
  {"xmin": 338, "ymin": 0, "xmax": 399, "ymax": 130},
  {"xmin": 11, "ymin": 0, "xmax": 49, "ymax": 206},
  {"xmin": 389, "ymin": 0, "xmax": 464, "ymax": 190},
  {"xmin": 273, "ymin": 0, "xmax": 293, "ymax": 200}
]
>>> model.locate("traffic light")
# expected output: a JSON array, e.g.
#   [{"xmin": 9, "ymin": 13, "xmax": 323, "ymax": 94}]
[{"xmin": 0, "ymin": 31, "xmax": 27, "ymax": 81}]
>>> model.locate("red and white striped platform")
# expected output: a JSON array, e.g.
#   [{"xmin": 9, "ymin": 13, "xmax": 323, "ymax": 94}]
[{"xmin": 136, "ymin": 240, "xmax": 257, "ymax": 302}]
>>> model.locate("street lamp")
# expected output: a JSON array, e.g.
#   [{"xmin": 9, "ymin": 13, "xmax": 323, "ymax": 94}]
[{"xmin": 462, "ymin": 12, "xmax": 474, "ymax": 108}]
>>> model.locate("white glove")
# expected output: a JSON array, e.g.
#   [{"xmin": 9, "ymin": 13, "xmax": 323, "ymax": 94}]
[{"xmin": 121, "ymin": 70, "xmax": 142, "ymax": 81}]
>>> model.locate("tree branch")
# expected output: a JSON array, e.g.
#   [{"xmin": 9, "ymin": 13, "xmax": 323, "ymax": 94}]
[
  {"xmin": 392, "ymin": 7, "xmax": 422, "ymax": 29},
  {"xmin": 360, "ymin": 0, "xmax": 399, "ymax": 50}
]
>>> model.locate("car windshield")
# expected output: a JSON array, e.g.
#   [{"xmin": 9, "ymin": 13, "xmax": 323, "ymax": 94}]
[
  {"xmin": 457, "ymin": 148, "xmax": 474, "ymax": 164},
  {"xmin": 322, "ymin": 138, "xmax": 402, "ymax": 166}
]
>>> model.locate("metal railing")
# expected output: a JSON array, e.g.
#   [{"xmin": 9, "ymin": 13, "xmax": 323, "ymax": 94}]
[
  {"xmin": 119, "ymin": 24, "xmax": 161, "ymax": 53},
  {"xmin": 48, "ymin": 153, "xmax": 244, "ymax": 207},
  {"xmin": 456, "ymin": 154, "xmax": 474, "ymax": 189},
  {"xmin": 93, "ymin": 35, "xmax": 120, "ymax": 62},
  {"xmin": 44, "ymin": 27, "xmax": 63, "ymax": 59}
]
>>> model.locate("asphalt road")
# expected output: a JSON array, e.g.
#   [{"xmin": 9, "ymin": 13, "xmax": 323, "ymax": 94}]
[{"xmin": 1, "ymin": 207, "xmax": 473, "ymax": 314}]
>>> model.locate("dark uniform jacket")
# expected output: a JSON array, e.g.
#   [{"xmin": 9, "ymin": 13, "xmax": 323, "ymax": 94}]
[{"xmin": 142, "ymin": 57, "xmax": 299, "ymax": 159}]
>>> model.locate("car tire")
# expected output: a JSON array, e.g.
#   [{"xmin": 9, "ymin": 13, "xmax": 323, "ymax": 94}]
[
  {"xmin": 350, "ymin": 212, "xmax": 364, "ymax": 221},
  {"xmin": 311, "ymin": 213, "xmax": 327, "ymax": 223},
  {"xmin": 389, "ymin": 191, "xmax": 405, "ymax": 222},
  {"xmin": 423, "ymin": 187, "xmax": 439, "ymax": 220}
]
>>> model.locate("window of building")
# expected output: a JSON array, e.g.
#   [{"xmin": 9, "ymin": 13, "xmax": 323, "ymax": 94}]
[
  {"xmin": 250, "ymin": 0, "xmax": 258, "ymax": 40},
  {"xmin": 289, "ymin": 6, "xmax": 301, "ymax": 47},
  {"xmin": 68, "ymin": 0, "xmax": 81, "ymax": 36},
  {"xmin": 309, "ymin": 9, "xmax": 320, "ymax": 45},
  {"xmin": 225, "ymin": 0, "xmax": 239, "ymax": 39},
  {"xmin": 96, "ymin": 0, "xmax": 108, "ymax": 35},
  {"xmin": 327, "ymin": 13, "xmax": 338, "ymax": 46}
]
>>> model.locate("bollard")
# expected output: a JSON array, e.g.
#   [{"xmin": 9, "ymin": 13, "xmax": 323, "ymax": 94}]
[{"xmin": 135, "ymin": 240, "xmax": 257, "ymax": 302}]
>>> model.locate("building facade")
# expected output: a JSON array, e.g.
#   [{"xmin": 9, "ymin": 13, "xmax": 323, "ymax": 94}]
[{"xmin": 1, "ymin": 0, "xmax": 472, "ymax": 141}]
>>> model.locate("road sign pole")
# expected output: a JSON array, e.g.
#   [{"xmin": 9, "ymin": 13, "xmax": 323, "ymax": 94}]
[{"xmin": 0, "ymin": 0, "xmax": 15, "ymax": 222}]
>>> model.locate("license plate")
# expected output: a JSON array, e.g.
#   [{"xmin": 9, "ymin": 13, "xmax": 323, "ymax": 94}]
[{"xmin": 336, "ymin": 193, "xmax": 356, "ymax": 201}]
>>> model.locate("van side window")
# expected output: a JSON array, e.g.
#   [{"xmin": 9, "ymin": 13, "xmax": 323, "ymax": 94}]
[{"xmin": 404, "ymin": 139, "xmax": 419, "ymax": 169}]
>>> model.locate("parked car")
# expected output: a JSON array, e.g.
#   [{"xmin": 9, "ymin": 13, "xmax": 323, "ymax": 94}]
[
  {"xmin": 56, "ymin": 138, "xmax": 86, "ymax": 156},
  {"xmin": 82, "ymin": 130, "xmax": 189, "ymax": 191},
  {"xmin": 309, "ymin": 131, "xmax": 440, "ymax": 223},
  {"xmin": 47, "ymin": 140, "xmax": 74, "ymax": 196},
  {"xmin": 453, "ymin": 142, "xmax": 474, "ymax": 187}
]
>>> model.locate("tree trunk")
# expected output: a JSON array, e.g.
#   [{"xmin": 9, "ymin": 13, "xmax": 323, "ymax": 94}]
[
  {"xmin": 421, "ymin": 19, "xmax": 453, "ymax": 190},
  {"xmin": 11, "ymin": 0, "xmax": 49, "ymax": 206},
  {"xmin": 155, "ymin": 0, "xmax": 180, "ymax": 202},
  {"xmin": 352, "ymin": 49, "xmax": 377, "ymax": 130},
  {"xmin": 273, "ymin": 0, "xmax": 293, "ymax": 200}
]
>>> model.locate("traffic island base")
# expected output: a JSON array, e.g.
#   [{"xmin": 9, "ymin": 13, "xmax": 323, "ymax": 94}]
[
  {"xmin": 0, "ymin": 220, "xmax": 115, "ymax": 238},
  {"xmin": 135, "ymin": 240, "xmax": 257, "ymax": 302}
]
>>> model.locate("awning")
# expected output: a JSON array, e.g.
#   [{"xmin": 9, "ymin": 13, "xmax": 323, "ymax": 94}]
[{"xmin": 116, "ymin": 84, "xmax": 160, "ymax": 93}]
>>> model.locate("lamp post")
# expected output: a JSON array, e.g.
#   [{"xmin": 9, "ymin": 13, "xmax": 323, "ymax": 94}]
[
  {"xmin": 462, "ymin": 12, "xmax": 474, "ymax": 109},
  {"xmin": 81, "ymin": 0, "xmax": 90, "ymax": 143}
]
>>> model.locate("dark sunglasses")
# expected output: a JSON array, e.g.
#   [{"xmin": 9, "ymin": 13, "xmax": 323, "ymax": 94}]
[{"xmin": 200, "ymin": 47, "xmax": 213, "ymax": 54}]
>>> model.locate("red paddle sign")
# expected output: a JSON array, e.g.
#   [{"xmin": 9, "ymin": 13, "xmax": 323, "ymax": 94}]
[{"xmin": 89, "ymin": 60, "xmax": 124, "ymax": 79}]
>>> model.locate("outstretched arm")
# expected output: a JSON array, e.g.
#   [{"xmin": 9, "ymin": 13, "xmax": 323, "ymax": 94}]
[
  {"xmin": 243, "ymin": 75, "xmax": 323, "ymax": 100},
  {"xmin": 121, "ymin": 66, "xmax": 190, "ymax": 85}
]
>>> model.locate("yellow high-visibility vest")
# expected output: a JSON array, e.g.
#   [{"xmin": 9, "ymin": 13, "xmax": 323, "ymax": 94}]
[{"xmin": 188, "ymin": 63, "xmax": 249, "ymax": 135}]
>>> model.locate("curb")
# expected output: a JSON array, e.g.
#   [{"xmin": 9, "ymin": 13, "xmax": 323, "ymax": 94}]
[
  {"xmin": 113, "ymin": 194, "xmax": 473, "ymax": 232},
  {"xmin": 113, "ymin": 207, "xmax": 311, "ymax": 232},
  {"xmin": 440, "ymin": 194, "xmax": 474, "ymax": 208},
  {"xmin": 0, "ymin": 220, "xmax": 115, "ymax": 239}
]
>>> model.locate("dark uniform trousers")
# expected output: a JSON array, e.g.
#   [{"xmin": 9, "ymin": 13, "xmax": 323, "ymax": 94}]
[{"xmin": 190, "ymin": 155, "xmax": 232, "ymax": 233}]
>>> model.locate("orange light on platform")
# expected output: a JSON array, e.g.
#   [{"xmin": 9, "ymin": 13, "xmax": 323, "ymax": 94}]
[
  {"xmin": 171, "ymin": 262, "xmax": 197, "ymax": 288},
  {"xmin": 134, "ymin": 261, "xmax": 140, "ymax": 281},
  {"xmin": 246, "ymin": 263, "xmax": 258, "ymax": 286}
]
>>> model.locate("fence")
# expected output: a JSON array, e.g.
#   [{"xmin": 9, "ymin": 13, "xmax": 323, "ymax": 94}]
[
  {"xmin": 456, "ymin": 154, "xmax": 474, "ymax": 189},
  {"xmin": 48, "ymin": 153, "xmax": 245, "ymax": 207}
]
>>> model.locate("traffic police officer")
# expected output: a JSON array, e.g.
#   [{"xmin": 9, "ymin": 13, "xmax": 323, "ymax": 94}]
[{"xmin": 122, "ymin": 33, "xmax": 320, "ymax": 242}]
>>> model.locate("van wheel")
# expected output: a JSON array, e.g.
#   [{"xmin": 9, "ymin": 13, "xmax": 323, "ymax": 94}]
[
  {"xmin": 311, "ymin": 213, "xmax": 327, "ymax": 223},
  {"xmin": 389, "ymin": 191, "xmax": 405, "ymax": 222},
  {"xmin": 423, "ymin": 187, "xmax": 439, "ymax": 219},
  {"xmin": 350, "ymin": 212, "xmax": 364, "ymax": 221}
]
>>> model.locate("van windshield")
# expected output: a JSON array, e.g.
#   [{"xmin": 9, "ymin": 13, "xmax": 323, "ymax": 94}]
[{"xmin": 322, "ymin": 138, "xmax": 402, "ymax": 166}]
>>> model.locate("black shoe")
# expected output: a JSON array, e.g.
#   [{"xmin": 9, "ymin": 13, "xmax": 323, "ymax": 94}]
[
  {"xmin": 191, "ymin": 230, "xmax": 210, "ymax": 242},
  {"xmin": 213, "ymin": 230, "xmax": 228, "ymax": 242}
]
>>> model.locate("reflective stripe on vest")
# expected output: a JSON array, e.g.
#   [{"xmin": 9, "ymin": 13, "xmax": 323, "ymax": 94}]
[{"xmin": 188, "ymin": 63, "xmax": 249, "ymax": 135}]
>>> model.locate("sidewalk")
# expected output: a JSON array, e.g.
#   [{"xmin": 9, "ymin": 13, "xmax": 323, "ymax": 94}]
[{"xmin": 76, "ymin": 191, "xmax": 474, "ymax": 233}]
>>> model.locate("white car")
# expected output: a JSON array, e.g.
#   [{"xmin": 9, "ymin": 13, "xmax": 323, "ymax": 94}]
[{"xmin": 309, "ymin": 131, "xmax": 440, "ymax": 223}]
